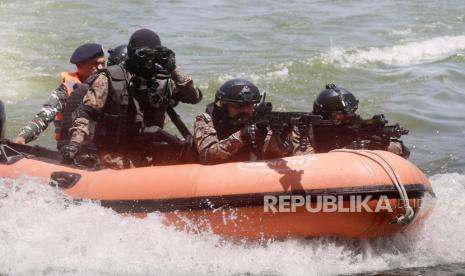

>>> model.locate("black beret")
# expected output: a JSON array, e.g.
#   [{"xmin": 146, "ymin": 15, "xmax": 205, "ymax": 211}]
[{"xmin": 70, "ymin": 43, "xmax": 104, "ymax": 64}]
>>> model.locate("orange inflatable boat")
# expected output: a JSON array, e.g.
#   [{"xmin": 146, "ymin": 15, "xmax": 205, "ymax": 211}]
[{"xmin": 0, "ymin": 141, "xmax": 434, "ymax": 240}]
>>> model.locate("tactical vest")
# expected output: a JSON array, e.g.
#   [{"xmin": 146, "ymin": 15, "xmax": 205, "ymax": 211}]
[
  {"xmin": 56, "ymin": 74, "xmax": 99, "ymax": 149},
  {"xmin": 94, "ymin": 65, "xmax": 172, "ymax": 148},
  {"xmin": 54, "ymin": 72, "xmax": 81, "ymax": 142}
]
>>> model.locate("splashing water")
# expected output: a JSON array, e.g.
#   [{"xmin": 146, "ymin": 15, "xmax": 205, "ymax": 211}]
[{"xmin": 0, "ymin": 173, "xmax": 464, "ymax": 276}]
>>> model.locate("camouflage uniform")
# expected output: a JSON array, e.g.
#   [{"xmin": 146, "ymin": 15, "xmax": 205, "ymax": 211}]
[
  {"xmin": 69, "ymin": 67, "xmax": 202, "ymax": 169},
  {"xmin": 17, "ymin": 84, "xmax": 68, "ymax": 143},
  {"xmin": 291, "ymin": 127, "xmax": 315, "ymax": 156},
  {"xmin": 193, "ymin": 112, "xmax": 293, "ymax": 164}
]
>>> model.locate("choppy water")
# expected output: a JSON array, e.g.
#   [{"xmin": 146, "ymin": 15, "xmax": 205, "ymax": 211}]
[
  {"xmin": 0, "ymin": 0, "xmax": 464, "ymax": 275},
  {"xmin": 0, "ymin": 174, "xmax": 463, "ymax": 276}
]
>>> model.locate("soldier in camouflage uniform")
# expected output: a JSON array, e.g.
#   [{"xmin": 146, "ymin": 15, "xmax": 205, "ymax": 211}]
[
  {"xmin": 61, "ymin": 29, "xmax": 202, "ymax": 169},
  {"xmin": 0, "ymin": 100, "xmax": 5, "ymax": 139},
  {"xmin": 10, "ymin": 43, "xmax": 105, "ymax": 147},
  {"xmin": 293, "ymin": 84, "xmax": 409, "ymax": 158},
  {"xmin": 193, "ymin": 79, "xmax": 293, "ymax": 165}
]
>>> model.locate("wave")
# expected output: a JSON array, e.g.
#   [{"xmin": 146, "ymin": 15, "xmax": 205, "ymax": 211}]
[
  {"xmin": 0, "ymin": 173, "xmax": 464, "ymax": 275},
  {"xmin": 206, "ymin": 35, "xmax": 465, "ymax": 90},
  {"xmin": 216, "ymin": 64, "xmax": 291, "ymax": 84},
  {"xmin": 318, "ymin": 35, "xmax": 465, "ymax": 67}
]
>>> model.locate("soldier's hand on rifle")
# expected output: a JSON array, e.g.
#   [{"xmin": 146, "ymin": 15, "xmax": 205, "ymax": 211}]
[
  {"xmin": 270, "ymin": 122, "xmax": 293, "ymax": 140},
  {"xmin": 281, "ymin": 123, "xmax": 294, "ymax": 139},
  {"xmin": 241, "ymin": 124, "xmax": 267, "ymax": 145}
]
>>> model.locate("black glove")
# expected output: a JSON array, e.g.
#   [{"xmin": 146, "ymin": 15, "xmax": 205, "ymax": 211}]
[
  {"xmin": 269, "ymin": 122, "xmax": 293, "ymax": 141},
  {"xmin": 241, "ymin": 124, "xmax": 267, "ymax": 146},
  {"xmin": 159, "ymin": 48, "xmax": 176, "ymax": 72},
  {"xmin": 60, "ymin": 142, "xmax": 81, "ymax": 164},
  {"xmin": 269, "ymin": 123, "xmax": 293, "ymax": 151},
  {"xmin": 280, "ymin": 123, "xmax": 294, "ymax": 139}
]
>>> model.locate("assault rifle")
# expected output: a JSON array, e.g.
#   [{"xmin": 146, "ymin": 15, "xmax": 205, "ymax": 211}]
[
  {"xmin": 245, "ymin": 94, "xmax": 409, "ymax": 153},
  {"xmin": 253, "ymin": 101, "xmax": 323, "ymax": 127},
  {"xmin": 311, "ymin": 114, "xmax": 409, "ymax": 152},
  {"xmin": 249, "ymin": 99, "xmax": 408, "ymax": 153},
  {"xmin": 246, "ymin": 101, "xmax": 324, "ymax": 151}
]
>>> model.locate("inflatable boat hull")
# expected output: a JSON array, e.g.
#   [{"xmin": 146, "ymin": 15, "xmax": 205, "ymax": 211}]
[{"xmin": 0, "ymin": 145, "xmax": 434, "ymax": 239}]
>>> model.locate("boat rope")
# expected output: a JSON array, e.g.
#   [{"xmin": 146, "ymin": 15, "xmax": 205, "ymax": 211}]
[{"xmin": 331, "ymin": 149, "xmax": 415, "ymax": 224}]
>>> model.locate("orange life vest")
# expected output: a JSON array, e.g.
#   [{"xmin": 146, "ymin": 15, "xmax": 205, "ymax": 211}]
[{"xmin": 54, "ymin": 72, "xmax": 81, "ymax": 141}]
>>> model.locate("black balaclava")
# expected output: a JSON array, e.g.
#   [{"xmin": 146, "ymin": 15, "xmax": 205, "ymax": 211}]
[{"xmin": 126, "ymin": 29, "xmax": 162, "ymax": 79}]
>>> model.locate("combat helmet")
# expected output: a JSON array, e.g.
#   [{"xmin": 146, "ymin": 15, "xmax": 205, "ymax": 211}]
[
  {"xmin": 107, "ymin": 44, "xmax": 128, "ymax": 66},
  {"xmin": 313, "ymin": 83, "xmax": 359, "ymax": 119},
  {"xmin": 215, "ymin": 79, "xmax": 262, "ymax": 104}
]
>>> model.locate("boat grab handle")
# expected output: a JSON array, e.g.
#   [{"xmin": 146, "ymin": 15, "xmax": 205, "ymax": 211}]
[
  {"xmin": 331, "ymin": 149, "xmax": 415, "ymax": 224},
  {"xmin": 0, "ymin": 142, "xmax": 24, "ymax": 165}
]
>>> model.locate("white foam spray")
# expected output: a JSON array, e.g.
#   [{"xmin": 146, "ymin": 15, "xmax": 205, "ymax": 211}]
[
  {"xmin": 0, "ymin": 173, "xmax": 464, "ymax": 276},
  {"xmin": 321, "ymin": 35, "xmax": 465, "ymax": 67}
]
